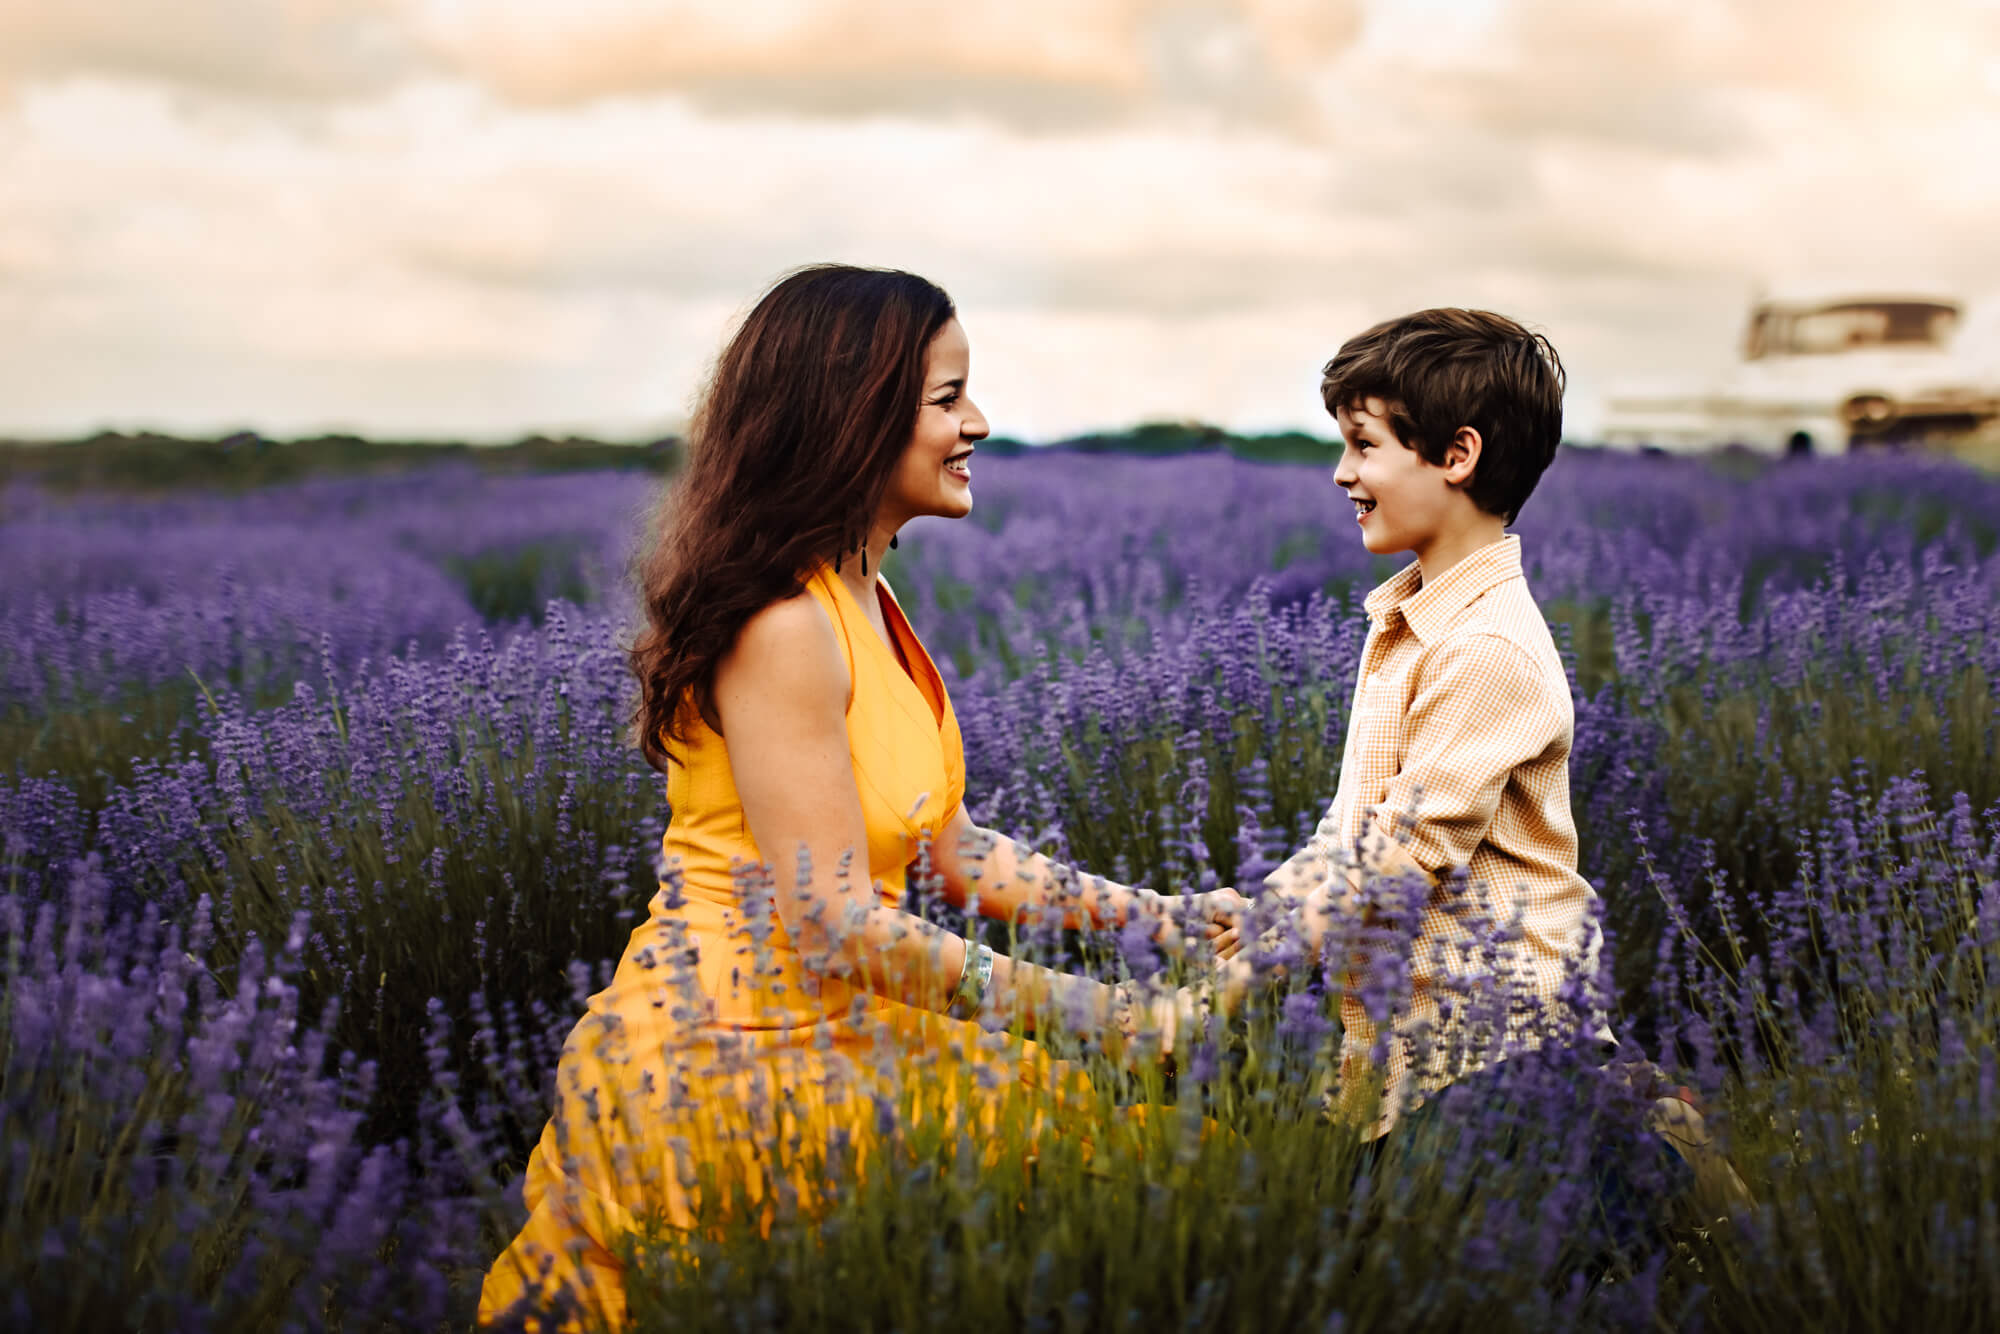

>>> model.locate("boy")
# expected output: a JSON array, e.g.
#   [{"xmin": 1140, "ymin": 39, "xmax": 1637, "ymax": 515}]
[{"xmin": 1226, "ymin": 307, "xmax": 1605, "ymax": 1138}]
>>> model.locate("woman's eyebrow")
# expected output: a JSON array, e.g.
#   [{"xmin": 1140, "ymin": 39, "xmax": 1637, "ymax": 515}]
[{"xmin": 928, "ymin": 377, "xmax": 965, "ymax": 395}]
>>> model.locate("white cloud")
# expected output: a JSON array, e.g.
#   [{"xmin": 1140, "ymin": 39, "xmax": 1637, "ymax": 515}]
[
  {"xmin": 408, "ymin": 0, "xmax": 1361, "ymax": 131},
  {"xmin": 0, "ymin": 0, "xmax": 416, "ymax": 102},
  {"xmin": 0, "ymin": 0, "xmax": 1997, "ymax": 440}
]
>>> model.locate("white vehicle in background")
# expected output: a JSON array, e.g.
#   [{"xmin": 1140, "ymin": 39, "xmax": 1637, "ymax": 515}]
[{"xmin": 1599, "ymin": 287, "xmax": 2000, "ymax": 455}]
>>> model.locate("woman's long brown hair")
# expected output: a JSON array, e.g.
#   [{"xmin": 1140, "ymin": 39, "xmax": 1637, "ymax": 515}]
[{"xmin": 630, "ymin": 264, "xmax": 956, "ymax": 773}]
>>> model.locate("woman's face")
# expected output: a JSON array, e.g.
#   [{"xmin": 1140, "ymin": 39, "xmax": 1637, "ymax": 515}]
[{"xmin": 880, "ymin": 318, "xmax": 988, "ymax": 529}]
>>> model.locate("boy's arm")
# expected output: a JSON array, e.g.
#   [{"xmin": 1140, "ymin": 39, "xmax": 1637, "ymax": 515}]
[
  {"xmin": 1262, "ymin": 844, "xmax": 1332, "ymax": 900},
  {"xmin": 1263, "ymin": 841, "xmax": 1431, "ymax": 961},
  {"xmin": 1374, "ymin": 632, "xmax": 1565, "ymax": 875},
  {"xmin": 1263, "ymin": 836, "xmax": 1433, "ymax": 902},
  {"xmin": 1285, "ymin": 634, "xmax": 1565, "ymax": 954}
]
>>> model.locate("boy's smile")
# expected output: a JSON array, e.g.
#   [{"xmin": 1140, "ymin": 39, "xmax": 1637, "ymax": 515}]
[
  {"xmin": 1332, "ymin": 394, "xmax": 1507, "ymax": 578},
  {"xmin": 1333, "ymin": 396, "xmax": 1449, "ymax": 557}
]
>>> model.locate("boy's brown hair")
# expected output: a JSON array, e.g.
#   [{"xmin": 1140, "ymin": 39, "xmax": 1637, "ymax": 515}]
[{"xmin": 1321, "ymin": 308, "xmax": 1566, "ymax": 524}]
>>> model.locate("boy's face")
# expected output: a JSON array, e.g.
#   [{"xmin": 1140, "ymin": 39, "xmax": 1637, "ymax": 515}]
[{"xmin": 1331, "ymin": 396, "xmax": 1461, "ymax": 558}]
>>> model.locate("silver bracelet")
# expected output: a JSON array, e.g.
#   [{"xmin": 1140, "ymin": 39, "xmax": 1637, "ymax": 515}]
[
  {"xmin": 947, "ymin": 942, "xmax": 994, "ymax": 1020},
  {"xmin": 945, "ymin": 936, "xmax": 975, "ymax": 1009}
]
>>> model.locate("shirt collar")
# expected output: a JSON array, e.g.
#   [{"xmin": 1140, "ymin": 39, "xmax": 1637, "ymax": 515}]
[{"xmin": 1362, "ymin": 535, "xmax": 1523, "ymax": 646}]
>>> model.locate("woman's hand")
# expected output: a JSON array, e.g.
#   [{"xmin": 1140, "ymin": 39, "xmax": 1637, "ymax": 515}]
[
  {"xmin": 1140, "ymin": 887, "xmax": 1252, "ymax": 959},
  {"xmin": 1190, "ymin": 887, "xmax": 1251, "ymax": 935},
  {"xmin": 1206, "ymin": 880, "xmax": 1347, "ymax": 1014},
  {"xmin": 1186, "ymin": 886, "xmax": 1250, "ymax": 959}
]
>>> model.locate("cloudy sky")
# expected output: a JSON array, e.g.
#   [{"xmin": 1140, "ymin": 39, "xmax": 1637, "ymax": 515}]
[{"xmin": 5, "ymin": 0, "xmax": 1999, "ymax": 442}]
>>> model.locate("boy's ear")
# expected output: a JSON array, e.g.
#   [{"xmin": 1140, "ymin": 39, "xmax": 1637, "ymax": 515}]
[{"xmin": 1442, "ymin": 426, "xmax": 1482, "ymax": 488}]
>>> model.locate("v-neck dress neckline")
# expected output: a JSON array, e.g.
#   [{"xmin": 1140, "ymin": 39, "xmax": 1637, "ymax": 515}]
[{"xmin": 825, "ymin": 570, "xmax": 946, "ymax": 729}]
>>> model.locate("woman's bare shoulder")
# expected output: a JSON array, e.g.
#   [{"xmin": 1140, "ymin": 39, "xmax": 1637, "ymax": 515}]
[{"xmin": 717, "ymin": 589, "xmax": 850, "ymax": 705}]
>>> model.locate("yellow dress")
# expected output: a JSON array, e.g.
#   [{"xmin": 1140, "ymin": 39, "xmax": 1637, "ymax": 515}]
[{"xmin": 477, "ymin": 565, "xmax": 1091, "ymax": 1332}]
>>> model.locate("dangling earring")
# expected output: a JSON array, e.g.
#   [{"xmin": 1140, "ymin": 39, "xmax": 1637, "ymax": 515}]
[{"xmin": 889, "ymin": 534, "xmax": 899, "ymax": 550}]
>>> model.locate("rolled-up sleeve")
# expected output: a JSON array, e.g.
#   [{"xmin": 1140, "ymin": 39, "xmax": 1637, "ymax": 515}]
[{"xmin": 1370, "ymin": 633, "xmax": 1565, "ymax": 875}]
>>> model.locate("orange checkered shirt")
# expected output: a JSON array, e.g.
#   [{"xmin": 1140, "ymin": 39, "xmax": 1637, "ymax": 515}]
[{"xmin": 1275, "ymin": 535, "xmax": 1602, "ymax": 1136}]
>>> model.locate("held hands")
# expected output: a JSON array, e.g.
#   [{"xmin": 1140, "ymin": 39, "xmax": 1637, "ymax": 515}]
[
  {"xmin": 1215, "ymin": 866, "xmax": 1358, "ymax": 963},
  {"xmin": 1189, "ymin": 886, "xmax": 1251, "ymax": 946},
  {"xmin": 1100, "ymin": 877, "xmax": 1346, "ymax": 1072},
  {"xmin": 1205, "ymin": 884, "xmax": 1279, "ymax": 961},
  {"xmin": 1136, "ymin": 886, "xmax": 1251, "ymax": 960},
  {"xmin": 1206, "ymin": 877, "xmax": 1348, "ymax": 1012},
  {"xmin": 1104, "ymin": 862, "xmax": 1393, "ymax": 1068},
  {"xmin": 1095, "ymin": 888, "xmax": 1243, "ymax": 1074}
]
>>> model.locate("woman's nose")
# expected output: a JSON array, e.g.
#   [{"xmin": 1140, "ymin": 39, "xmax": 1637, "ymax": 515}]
[{"xmin": 962, "ymin": 399, "xmax": 990, "ymax": 440}]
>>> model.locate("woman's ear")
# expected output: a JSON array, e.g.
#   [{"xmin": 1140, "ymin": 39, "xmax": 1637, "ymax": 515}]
[{"xmin": 1443, "ymin": 426, "xmax": 1483, "ymax": 488}]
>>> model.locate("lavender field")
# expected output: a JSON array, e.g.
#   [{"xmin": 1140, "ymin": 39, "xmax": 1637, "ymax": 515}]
[{"xmin": 5, "ymin": 447, "xmax": 2000, "ymax": 1331}]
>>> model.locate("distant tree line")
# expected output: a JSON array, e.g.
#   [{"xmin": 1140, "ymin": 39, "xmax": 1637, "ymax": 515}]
[
  {"xmin": 0, "ymin": 431, "xmax": 683, "ymax": 493},
  {"xmin": 0, "ymin": 423, "xmax": 1339, "ymax": 492}
]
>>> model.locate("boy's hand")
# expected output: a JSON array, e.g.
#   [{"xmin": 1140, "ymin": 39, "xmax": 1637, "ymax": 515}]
[
  {"xmin": 1191, "ymin": 886, "xmax": 1250, "ymax": 957},
  {"xmin": 1212, "ymin": 876, "xmax": 1349, "ymax": 993},
  {"xmin": 1194, "ymin": 886, "xmax": 1251, "ymax": 930},
  {"xmin": 1138, "ymin": 887, "xmax": 1251, "ymax": 959}
]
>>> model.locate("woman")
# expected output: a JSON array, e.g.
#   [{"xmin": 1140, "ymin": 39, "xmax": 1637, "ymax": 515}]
[{"xmin": 479, "ymin": 265, "xmax": 1244, "ymax": 1332}]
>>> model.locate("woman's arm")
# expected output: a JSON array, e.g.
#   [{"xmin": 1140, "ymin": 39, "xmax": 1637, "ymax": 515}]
[
  {"xmin": 925, "ymin": 804, "xmax": 1142, "ymax": 931},
  {"xmin": 927, "ymin": 804, "xmax": 1247, "ymax": 946},
  {"xmin": 716, "ymin": 594, "xmax": 1110, "ymax": 1028}
]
